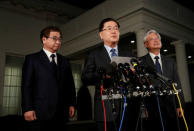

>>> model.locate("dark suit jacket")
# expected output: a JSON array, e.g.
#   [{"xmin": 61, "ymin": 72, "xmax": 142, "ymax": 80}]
[
  {"xmin": 21, "ymin": 50, "xmax": 76, "ymax": 121},
  {"xmin": 140, "ymin": 53, "xmax": 185, "ymax": 131},
  {"xmin": 82, "ymin": 46, "xmax": 132, "ymax": 121},
  {"xmin": 140, "ymin": 53, "xmax": 184, "ymax": 107}
]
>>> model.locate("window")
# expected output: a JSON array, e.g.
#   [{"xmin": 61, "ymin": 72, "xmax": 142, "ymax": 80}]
[
  {"xmin": 1, "ymin": 55, "xmax": 24, "ymax": 116},
  {"xmin": 71, "ymin": 63, "xmax": 82, "ymax": 96}
]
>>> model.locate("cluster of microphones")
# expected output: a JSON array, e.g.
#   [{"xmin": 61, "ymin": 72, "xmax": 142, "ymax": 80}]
[{"xmin": 98, "ymin": 58, "xmax": 180, "ymax": 98}]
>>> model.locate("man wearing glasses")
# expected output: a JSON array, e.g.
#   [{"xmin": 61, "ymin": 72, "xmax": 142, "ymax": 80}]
[
  {"xmin": 21, "ymin": 26, "xmax": 76, "ymax": 131},
  {"xmin": 82, "ymin": 18, "xmax": 138, "ymax": 131}
]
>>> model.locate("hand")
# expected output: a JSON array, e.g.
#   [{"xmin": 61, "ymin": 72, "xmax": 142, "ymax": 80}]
[
  {"xmin": 131, "ymin": 67, "xmax": 135, "ymax": 72},
  {"xmin": 102, "ymin": 74, "xmax": 111, "ymax": 79},
  {"xmin": 69, "ymin": 106, "xmax": 75, "ymax": 118},
  {"xmin": 177, "ymin": 108, "xmax": 184, "ymax": 118},
  {"xmin": 24, "ymin": 110, "xmax": 37, "ymax": 121},
  {"xmin": 145, "ymin": 108, "xmax": 149, "ymax": 119}
]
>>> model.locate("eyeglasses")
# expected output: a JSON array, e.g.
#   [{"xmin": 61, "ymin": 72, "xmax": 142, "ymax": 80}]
[
  {"xmin": 47, "ymin": 36, "xmax": 62, "ymax": 42},
  {"xmin": 147, "ymin": 38, "xmax": 160, "ymax": 42},
  {"xmin": 102, "ymin": 26, "xmax": 119, "ymax": 31}
]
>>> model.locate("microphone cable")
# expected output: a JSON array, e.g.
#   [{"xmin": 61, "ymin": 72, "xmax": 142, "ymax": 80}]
[
  {"xmin": 106, "ymin": 98, "xmax": 118, "ymax": 131},
  {"xmin": 119, "ymin": 92, "xmax": 127, "ymax": 131},
  {"xmin": 156, "ymin": 94, "xmax": 165, "ymax": 131},
  {"xmin": 101, "ymin": 84, "xmax": 107, "ymax": 131},
  {"xmin": 172, "ymin": 83, "xmax": 189, "ymax": 131}
]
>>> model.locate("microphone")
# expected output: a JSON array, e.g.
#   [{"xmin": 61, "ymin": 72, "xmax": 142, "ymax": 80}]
[
  {"xmin": 97, "ymin": 66, "xmax": 106, "ymax": 78},
  {"xmin": 100, "ymin": 62, "xmax": 122, "ymax": 89},
  {"xmin": 130, "ymin": 58, "xmax": 154, "ymax": 90},
  {"xmin": 104, "ymin": 62, "xmax": 117, "ymax": 75},
  {"xmin": 145, "ymin": 66, "xmax": 171, "ymax": 82},
  {"xmin": 130, "ymin": 58, "xmax": 139, "ymax": 67}
]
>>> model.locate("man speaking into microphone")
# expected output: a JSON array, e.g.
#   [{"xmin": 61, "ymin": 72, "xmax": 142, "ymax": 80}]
[
  {"xmin": 81, "ymin": 18, "xmax": 139, "ymax": 131},
  {"xmin": 140, "ymin": 29, "xmax": 185, "ymax": 131}
]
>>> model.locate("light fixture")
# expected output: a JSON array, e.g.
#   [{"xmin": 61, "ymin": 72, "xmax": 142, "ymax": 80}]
[
  {"xmin": 188, "ymin": 56, "xmax": 192, "ymax": 59},
  {"xmin": 163, "ymin": 49, "xmax": 168, "ymax": 52},
  {"xmin": 130, "ymin": 40, "xmax": 135, "ymax": 44}
]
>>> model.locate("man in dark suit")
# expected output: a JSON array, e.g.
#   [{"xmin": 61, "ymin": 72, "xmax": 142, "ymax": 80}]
[
  {"xmin": 21, "ymin": 26, "xmax": 76, "ymax": 131},
  {"xmin": 140, "ymin": 29, "xmax": 185, "ymax": 131},
  {"xmin": 82, "ymin": 18, "xmax": 140, "ymax": 131}
]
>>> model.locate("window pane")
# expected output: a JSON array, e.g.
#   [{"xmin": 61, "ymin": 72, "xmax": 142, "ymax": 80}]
[{"xmin": 1, "ymin": 55, "xmax": 24, "ymax": 116}]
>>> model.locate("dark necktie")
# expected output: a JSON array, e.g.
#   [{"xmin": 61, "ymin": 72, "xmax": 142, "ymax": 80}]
[
  {"xmin": 50, "ymin": 54, "xmax": 57, "ymax": 71},
  {"xmin": 154, "ymin": 56, "xmax": 162, "ymax": 74},
  {"xmin": 110, "ymin": 48, "xmax": 117, "ymax": 58}
]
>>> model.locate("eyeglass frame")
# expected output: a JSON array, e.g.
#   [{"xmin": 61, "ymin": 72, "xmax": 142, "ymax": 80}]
[
  {"xmin": 102, "ymin": 26, "xmax": 119, "ymax": 31},
  {"xmin": 146, "ymin": 37, "xmax": 161, "ymax": 42},
  {"xmin": 47, "ymin": 36, "xmax": 62, "ymax": 42}
]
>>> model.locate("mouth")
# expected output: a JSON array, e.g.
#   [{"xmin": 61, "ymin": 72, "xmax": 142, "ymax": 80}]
[{"xmin": 111, "ymin": 36, "xmax": 118, "ymax": 38}]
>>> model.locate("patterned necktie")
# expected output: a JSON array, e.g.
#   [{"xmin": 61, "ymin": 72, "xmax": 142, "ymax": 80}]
[
  {"xmin": 110, "ymin": 48, "xmax": 117, "ymax": 58},
  {"xmin": 154, "ymin": 56, "xmax": 162, "ymax": 74}
]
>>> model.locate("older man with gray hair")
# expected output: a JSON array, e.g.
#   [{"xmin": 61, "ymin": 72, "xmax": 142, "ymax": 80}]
[{"xmin": 140, "ymin": 29, "xmax": 184, "ymax": 131}]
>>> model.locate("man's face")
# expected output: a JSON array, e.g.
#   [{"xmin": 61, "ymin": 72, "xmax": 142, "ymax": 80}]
[
  {"xmin": 145, "ymin": 32, "xmax": 162, "ymax": 50},
  {"xmin": 99, "ymin": 21, "xmax": 120, "ymax": 46},
  {"xmin": 42, "ymin": 31, "xmax": 61, "ymax": 53}
]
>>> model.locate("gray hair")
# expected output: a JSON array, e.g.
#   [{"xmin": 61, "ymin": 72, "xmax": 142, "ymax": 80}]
[{"xmin": 143, "ymin": 29, "xmax": 161, "ymax": 43}]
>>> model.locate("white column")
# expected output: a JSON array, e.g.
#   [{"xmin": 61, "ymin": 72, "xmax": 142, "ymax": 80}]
[
  {"xmin": 171, "ymin": 40, "xmax": 192, "ymax": 102},
  {"xmin": 135, "ymin": 29, "xmax": 148, "ymax": 57}
]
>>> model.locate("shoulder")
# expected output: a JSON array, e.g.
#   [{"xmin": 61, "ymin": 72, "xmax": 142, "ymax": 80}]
[
  {"xmin": 161, "ymin": 55, "xmax": 176, "ymax": 63},
  {"xmin": 57, "ymin": 53, "xmax": 70, "ymax": 64},
  {"xmin": 118, "ymin": 47, "xmax": 132, "ymax": 57},
  {"xmin": 139, "ymin": 53, "xmax": 150, "ymax": 60},
  {"xmin": 91, "ymin": 46, "xmax": 104, "ymax": 54},
  {"xmin": 24, "ymin": 51, "xmax": 42, "ymax": 60},
  {"xmin": 87, "ymin": 46, "xmax": 105, "ymax": 58}
]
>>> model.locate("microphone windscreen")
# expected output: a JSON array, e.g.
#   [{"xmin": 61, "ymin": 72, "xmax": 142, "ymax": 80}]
[
  {"xmin": 118, "ymin": 63, "xmax": 124, "ymax": 70},
  {"xmin": 111, "ymin": 61, "xmax": 117, "ymax": 69},
  {"xmin": 104, "ymin": 64, "xmax": 114, "ymax": 75},
  {"xmin": 145, "ymin": 66, "xmax": 156, "ymax": 75},
  {"xmin": 130, "ymin": 58, "xmax": 138, "ymax": 66}
]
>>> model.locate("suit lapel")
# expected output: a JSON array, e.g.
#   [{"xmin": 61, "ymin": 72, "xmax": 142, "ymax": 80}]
[
  {"xmin": 118, "ymin": 47, "xmax": 124, "ymax": 56},
  {"xmin": 56, "ymin": 54, "xmax": 62, "ymax": 81},
  {"xmin": 39, "ymin": 50, "xmax": 56, "ymax": 74},
  {"xmin": 145, "ymin": 54, "xmax": 155, "ymax": 69},
  {"xmin": 146, "ymin": 54, "xmax": 167, "ymax": 75},
  {"xmin": 161, "ymin": 55, "xmax": 167, "ymax": 76},
  {"xmin": 100, "ymin": 46, "xmax": 111, "ymax": 64}
]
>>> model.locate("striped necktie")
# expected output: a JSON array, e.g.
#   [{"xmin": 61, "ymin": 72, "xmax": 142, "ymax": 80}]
[{"xmin": 110, "ymin": 48, "xmax": 117, "ymax": 58}]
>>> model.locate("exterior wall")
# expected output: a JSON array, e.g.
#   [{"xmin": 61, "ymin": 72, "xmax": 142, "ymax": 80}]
[{"xmin": 60, "ymin": 0, "xmax": 194, "ymax": 56}]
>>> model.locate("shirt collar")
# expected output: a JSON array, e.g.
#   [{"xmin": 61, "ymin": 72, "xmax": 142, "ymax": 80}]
[
  {"xmin": 104, "ymin": 44, "xmax": 118, "ymax": 54},
  {"xmin": 43, "ymin": 48, "xmax": 57, "ymax": 59},
  {"xmin": 149, "ymin": 52, "xmax": 161, "ymax": 60}
]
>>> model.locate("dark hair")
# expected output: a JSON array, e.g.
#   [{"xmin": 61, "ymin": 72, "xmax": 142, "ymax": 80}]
[
  {"xmin": 99, "ymin": 18, "xmax": 120, "ymax": 32},
  {"xmin": 40, "ymin": 26, "xmax": 62, "ymax": 43}
]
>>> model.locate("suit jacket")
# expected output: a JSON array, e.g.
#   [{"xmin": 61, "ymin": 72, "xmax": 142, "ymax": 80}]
[
  {"xmin": 21, "ymin": 50, "xmax": 76, "ymax": 120},
  {"xmin": 140, "ymin": 53, "xmax": 184, "ymax": 107},
  {"xmin": 140, "ymin": 53, "xmax": 184, "ymax": 131},
  {"xmin": 82, "ymin": 46, "xmax": 132, "ymax": 121}
]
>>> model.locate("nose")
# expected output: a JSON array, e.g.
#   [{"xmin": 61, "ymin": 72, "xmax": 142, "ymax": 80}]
[
  {"xmin": 111, "ymin": 29, "xmax": 117, "ymax": 33},
  {"xmin": 56, "ymin": 40, "xmax": 61, "ymax": 45}
]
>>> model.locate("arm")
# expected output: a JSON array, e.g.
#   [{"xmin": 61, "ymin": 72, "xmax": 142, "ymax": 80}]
[
  {"xmin": 64, "ymin": 59, "xmax": 77, "ymax": 116},
  {"xmin": 21, "ymin": 55, "xmax": 36, "ymax": 121},
  {"xmin": 81, "ymin": 52, "xmax": 101, "ymax": 86},
  {"xmin": 172, "ymin": 59, "xmax": 185, "ymax": 117}
]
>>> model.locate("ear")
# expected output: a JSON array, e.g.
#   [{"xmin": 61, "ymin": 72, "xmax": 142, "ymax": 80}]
[
  {"xmin": 144, "ymin": 42, "xmax": 148, "ymax": 48},
  {"xmin": 99, "ymin": 32, "xmax": 103, "ymax": 40},
  {"xmin": 42, "ymin": 36, "xmax": 47, "ymax": 44}
]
